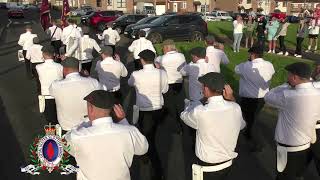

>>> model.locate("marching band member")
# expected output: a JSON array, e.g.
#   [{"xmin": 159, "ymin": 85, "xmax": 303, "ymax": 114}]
[
  {"xmin": 61, "ymin": 19, "xmax": 81, "ymax": 59},
  {"xmin": 98, "ymin": 23, "xmax": 120, "ymax": 54},
  {"xmin": 47, "ymin": 20, "xmax": 63, "ymax": 57},
  {"xmin": 205, "ymin": 36, "xmax": 229, "ymax": 73}
]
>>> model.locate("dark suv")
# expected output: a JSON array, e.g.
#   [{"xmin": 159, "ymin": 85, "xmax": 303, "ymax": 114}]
[
  {"xmin": 111, "ymin": 14, "xmax": 147, "ymax": 34},
  {"xmin": 131, "ymin": 14, "xmax": 208, "ymax": 43},
  {"xmin": 89, "ymin": 10, "xmax": 123, "ymax": 31}
]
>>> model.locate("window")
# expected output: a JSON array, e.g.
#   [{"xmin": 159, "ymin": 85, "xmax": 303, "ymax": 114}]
[
  {"xmin": 182, "ymin": 2, "xmax": 187, "ymax": 9},
  {"xmin": 166, "ymin": 17, "xmax": 179, "ymax": 25},
  {"xmin": 107, "ymin": 0, "xmax": 112, "ymax": 6},
  {"xmin": 247, "ymin": 0, "xmax": 251, "ymax": 4},
  {"xmin": 200, "ymin": 5, "xmax": 209, "ymax": 12},
  {"xmin": 97, "ymin": 0, "xmax": 102, "ymax": 7},
  {"xmin": 117, "ymin": 0, "xmax": 126, "ymax": 8}
]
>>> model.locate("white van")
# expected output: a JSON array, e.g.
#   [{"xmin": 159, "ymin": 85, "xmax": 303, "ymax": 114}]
[
  {"xmin": 6, "ymin": 2, "xmax": 24, "ymax": 9},
  {"xmin": 211, "ymin": 10, "xmax": 233, "ymax": 21}
]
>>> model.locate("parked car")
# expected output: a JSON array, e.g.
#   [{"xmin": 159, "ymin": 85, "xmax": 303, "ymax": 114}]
[
  {"xmin": 204, "ymin": 13, "xmax": 221, "ymax": 22},
  {"xmin": 287, "ymin": 15, "xmax": 300, "ymax": 23},
  {"xmin": 22, "ymin": 4, "xmax": 39, "ymax": 11},
  {"xmin": 71, "ymin": 5, "xmax": 94, "ymax": 16},
  {"xmin": 232, "ymin": 13, "xmax": 249, "ymax": 22},
  {"xmin": 81, "ymin": 11, "xmax": 96, "ymax": 25},
  {"xmin": 211, "ymin": 10, "xmax": 233, "ymax": 21},
  {"xmin": 0, "ymin": 2, "xmax": 7, "ymax": 9},
  {"xmin": 89, "ymin": 10, "xmax": 123, "ymax": 31},
  {"xmin": 111, "ymin": 14, "xmax": 147, "ymax": 34},
  {"xmin": 131, "ymin": 14, "xmax": 208, "ymax": 43},
  {"xmin": 124, "ymin": 16, "xmax": 159, "ymax": 38},
  {"xmin": 8, "ymin": 8, "xmax": 24, "ymax": 18}
]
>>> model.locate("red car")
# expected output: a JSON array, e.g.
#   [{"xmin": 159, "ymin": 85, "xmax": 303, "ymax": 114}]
[
  {"xmin": 8, "ymin": 8, "xmax": 24, "ymax": 18},
  {"xmin": 89, "ymin": 10, "xmax": 123, "ymax": 31}
]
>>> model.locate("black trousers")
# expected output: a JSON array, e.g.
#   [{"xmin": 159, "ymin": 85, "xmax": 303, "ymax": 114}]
[
  {"xmin": 295, "ymin": 37, "xmax": 304, "ymax": 55},
  {"xmin": 257, "ymin": 36, "xmax": 265, "ymax": 52},
  {"xmin": 51, "ymin": 40, "xmax": 62, "ymax": 56},
  {"xmin": 240, "ymin": 97, "xmax": 265, "ymax": 140},
  {"xmin": 23, "ymin": 50, "xmax": 32, "ymax": 78},
  {"xmin": 134, "ymin": 59, "xmax": 143, "ymax": 71},
  {"xmin": 276, "ymin": 148, "xmax": 312, "ymax": 180},
  {"xmin": 311, "ymin": 128, "xmax": 320, "ymax": 176},
  {"xmin": 81, "ymin": 61, "xmax": 92, "ymax": 74},
  {"xmin": 107, "ymin": 45, "xmax": 115, "ymax": 55},
  {"xmin": 279, "ymin": 36, "xmax": 286, "ymax": 53},
  {"xmin": 32, "ymin": 62, "xmax": 43, "ymax": 93},
  {"xmin": 196, "ymin": 157, "xmax": 231, "ymax": 180},
  {"xmin": 44, "ymin": 99, "xmax": 58, "ymax": 124},
  {"xmin": 138, "ymin": 109, "xmax": 163, "ymax": 180}
]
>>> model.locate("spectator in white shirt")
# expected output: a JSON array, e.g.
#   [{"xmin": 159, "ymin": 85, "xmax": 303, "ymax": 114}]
[
  {"xmin": 311, "ymin": 60, "xmax": 320, "ymax": 81},
  {"xmin": 233, "ymin": 15, "xmax": 244, "ymax": 53},
  {"xmin": 61, "ymin": 19, "xmax": 81, "ymax": 59},
  {"xmin": 46, "ymin": 20, "xmax": 62, "ymax": 56},
  {"xmin": 49, "ymin": 57, "xmax": 102, "ymax": 131},
  {"xmin": 18, "ymin": 25, "xmax": 37, "ymax": 79},
  {"xmin": 264, "ymin": 62, "xmax": 320, "ymax": 180},
  {"xmin": 179, "ymin": 47, "xmax": 215, "ymax": 101},
  {"xmin": 128, "ymin": 30, "xmax": 156, "ymax": 70},
  {"xmin": 98, "ymin": 23, "xmax": 120, "ymax": 54},
  {"xmin": 235, "ymin": 46, "xmax": 275, "ymax": 152},
  {"xmin": 26, "ymin": 37, "xmax": 44, "ymax": 86},
  {"xmin": 128, "ymin": 50, "xmax": 168, "ymax": 180},
  {"xmin": 36, "ymin": 45, "xmax": 63, "ymax": 124},
  {"xmin": 79, "ymin": 27, "xmax": 101, "ymax": 73},
  {"xmin": 95, "ymin": 46, "xmax": 127, "ymax": 102},
  {"xmin": 180, "ymin": 72, "xmax": 245, "ymax": 180},
  {"xmin": 205, "ymin": 36, "xmax": 229, "ymax": 73},
  {"xmin": 65, "ymin": 90, "xmax": 148, "ymax": 180}
]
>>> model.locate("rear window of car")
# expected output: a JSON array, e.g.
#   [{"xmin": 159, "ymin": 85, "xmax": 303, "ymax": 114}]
[
  {"xmin": 180, "ymin": 15, "xmax": 201, "ymax": 24},
  {"xmin": 101, "ymin": 11, "xmax": 116, "ymax": 16}
]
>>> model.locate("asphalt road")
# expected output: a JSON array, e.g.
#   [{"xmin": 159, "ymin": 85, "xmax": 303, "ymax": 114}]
[{"xmin": 0, "ymin": 9, "xmax": 319, "ymax": 180}]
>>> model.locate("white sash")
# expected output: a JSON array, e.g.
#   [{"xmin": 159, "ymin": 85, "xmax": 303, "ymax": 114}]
[
  {"xmin": 18, "ymin": 50, "xmax": 25, "ymax": 62},
  {"xmin": 132, "ymin": 105, "xmax": 139, "ymax": 125},
  {"xmin": 276, "ymin": 143, "xmax": 310, "ymax": 172},
  {"xmin": 192, "ymin": 160, "xmax": 233, "ymax": 180},
  {"xmin": 38, "ymin": 95, "xmax": 45, "ymax": 113},
  {"xmin": 316, "ymin": 124, "xmax": 320, "ymax": 130}
]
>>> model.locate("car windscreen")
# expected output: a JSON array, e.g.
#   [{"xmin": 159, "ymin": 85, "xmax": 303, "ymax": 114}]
[
  {"xmin": 150, "ymin": 16, "xmax": 170, "ymax": 25},
  {"xmin": 221, "ymin": 13, "xmax": 230, "ymax": 16},
  {"xmin": 136, "ymin": 16, "xmax": 157, "ymax": 24},
  {"xmin": 115, "ymin": 15, "xmax": 128, "ymax": 21}
]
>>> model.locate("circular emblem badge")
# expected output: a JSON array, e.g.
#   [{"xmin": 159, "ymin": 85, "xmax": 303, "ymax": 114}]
[{"xmin": 37, "ymin": 135, "xmax": 64, "ymax": 170}]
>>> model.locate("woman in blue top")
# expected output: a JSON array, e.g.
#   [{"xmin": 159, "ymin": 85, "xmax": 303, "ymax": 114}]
[{"xmin": 266, "ymin": 17, "xmax": 280, "ymax": 53}]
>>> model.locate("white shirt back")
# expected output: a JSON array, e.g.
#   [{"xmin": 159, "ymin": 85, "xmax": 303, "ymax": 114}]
[
  {"xmin": 180, "ymin": 96, "xmax": 246, "ymax": 164},
  {"xmin": 61, "ymin": 25, "xmax": 81, "ymax": 45},
  {"xmin": 79, "ymin": 35, "xmax": 101, "ymax": 61},
  {"xmin": 313, "ymin": 81, "xmax": 320, "ymax": 88},
  {"xmin": 95, "ymin": 57, "xmax": 128, "ymax": 91},
  {"xmin": 128, "ymin": 64, "xmax": 169, "ymax": 111},
  {"xmin": 36, "ymin": 60, "xmax": 63, "ymax": 96},
  {"xmin": 47, "ymin": 25, "xmax": 62, "ymax": 41},
  {"xmin": 155, "ymin": 51, "xmax": 186, "ymax": 84},
  {"xmin": 265, "ymin": 83, "xmax": 320, "ymax": 146},
  {"xmin": 18, "ymin": 31, "xmax": 37, "ymax": 50},
  {"xmin": 65, "ymin": 117, "xmax": 148, "ymax": 180},
  {"xmin": 99, "ymin": 28, "xmax": 121, "ymax": 46},
  {"xmin": 49, "ymin": 73, "xmax": 102, "ymax": 130},
  {"xmin": 128, "ymin": 37, "xmax": 156, "ymax": 59},
  {"xmin": 206, "ymin": 46, "xmax": 229, "ymax": 73},
  {"xmin": 235, "ymin": 58, "xmax": 275, "ymax": 98},
  {"xmin": 180, "ymin": 59, "xmax": 215, "ymax": 101},
  {"xmin": 26, "ymin": 44, "xmax": 44, "ymax": 63}
]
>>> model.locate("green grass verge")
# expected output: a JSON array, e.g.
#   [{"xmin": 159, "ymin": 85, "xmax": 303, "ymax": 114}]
[
  {"xmin": 207, "ymin": 21, "xmax": 320, "ymax": 52},
  {"xmin": 155, "ymin": 41, "xmax": 314, "ymax": 93}
]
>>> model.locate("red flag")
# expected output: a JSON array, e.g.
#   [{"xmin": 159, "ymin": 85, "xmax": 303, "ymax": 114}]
[
  {"xmin": 40, "ymin": 0, "xmax": 51, "ymax": 30},
  {"xmin": 61, "ymin": 0, "xmax": 70, "ymax": 28}
]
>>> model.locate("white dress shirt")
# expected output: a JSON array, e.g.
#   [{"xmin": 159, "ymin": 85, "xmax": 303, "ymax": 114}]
[
  {"xmin": 95, "ymin": 57, "xmax": 128, "ymax": 91},
  {"xmin": 25, "ymin": 44, "xmax": 44, "ymax": 63},
  {"xmin": 264, "ymin": 82, "xmax": 320, "ymax": 146},
  {"xmin": 61, "ymin": 25, "xmax": 81, "ymax": 45},
  {"xmin": 98, "ymin": 27, "xmax": 121, "ymax": 46},
  {"xmin": 233, "ymin": 20, "xmax": 244, "ymax": 34},
  {"xmin": 180, "ymin": 96, "xmax": 246, "ymax": 164},
  {"xmin": 49, "ymin": 72, "xmax": 102, "ymax": 130},
  {"xmin": 128, "ymin": 37, "xmax": 156, "ymax": 59},
  {"xmin": 180, "ymin": 59, "xmax": 215, "ymax": 101},
  {"xmin": 36, "ymin": 59, "xmax": 63, "ymax": 96},
  {"xmin": 313, "ymin": 81, "xmax": 320, "ymax": 88},
  {"xmin": 62, "ymin": 25, "xmax": 81, "ymax": 59},
  {"xmin": 206, "ymin": 46, "xmax": 229, "ymax": 73},
  {"xmin": 65, "ymin": 117, "xmax": 148, "ymax": 180},
  {"xmin": 235, "ymin": 58, "xmax": 275, "ymax": 98},
  {"xmin": 155, "ymin": 51, "xmax": 186, "ymax": 84},
  {"xmin": 79, "ymin": 35, "xmax": 101, "ymax": 61},
  {"xmin": 18, "ymin": 31, "xmax": 37, "ymax": 50},
  {"xmin": 47, "ymin": 25, "xmax": 62, "ymax": 41},
  {"xmin": 128, "ymin": 64, "xmax": 169, "ymax": 111}
]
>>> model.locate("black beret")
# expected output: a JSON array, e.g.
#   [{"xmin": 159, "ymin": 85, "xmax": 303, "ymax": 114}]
[
  {"xmin": 285, "ymin": 62, "xmax": 311, "ymax": 79},
  {"xmin": 61, "ymin": 57, "xmax": 79, "ymax": 69},
  {"xmin": 190, "ymin": 47, "xmax": 206, "ymax": 58},
  {"xmin": 248, "ymin": 46, "xmax": 264, "ymax": 55},
  {"xmin": 84, "ymin": 90, "xmax": 115, "ymax": 109},
  {"xmin": 41, "ymin": 45, "xmax": 55, "ymax": 54},
  {"xmin": 198, "ymin": 72, "xmax": 225, "ymax": 92},
  {"xmin": 138, "ymin": 49, "xmax": 155, "ymax": 62},
  {"xmin": 100, "ymin": 46, "xmax": 113, "ymax": 55}
]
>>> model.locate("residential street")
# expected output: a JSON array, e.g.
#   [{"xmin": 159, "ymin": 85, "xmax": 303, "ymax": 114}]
[{"xmin": 0, "ymin": 9, "xmax": 319, "ymax": 180}]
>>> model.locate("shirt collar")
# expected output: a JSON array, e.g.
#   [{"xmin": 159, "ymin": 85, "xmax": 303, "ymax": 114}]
[
  {"xmin": 143, "ymin": 64, "xmax": 155, "ymax": 69},
  {"xmin": 295, "ymin": 82, "xmax": 313, "ymax": 89},
  {"xmin": 166, "ymin": 51, "xmax": 177, "ymax": 55},
  {"xmin": 207, "ymin": 45, "xmax": 215, "ymax": 49},
  {"xmin": 92, "ymin": 117, "xmax": 113, "ymax": 126},
  {"xmin": 251, "ymin": 58, "xmax": 264, "ymax": 63},
  {"xmin": 44, "ymin": 59, "xmax": 54, "ymax": 63},
  {"xmin": 83, "ymin": 35, "xmax": 89, "ymax": 38},
  {"xmin": 139, "ymin": 37, "xmax": 146, "ymax": 40},
  {"xmin": 65, "ymin": 72, "xmax": 80, "ymax": 78},
  {"xmin": 196, "ymin": 59, "xmax": 206, "ymax": 63},
  {"xmin": 26, "ymin": 31, "xmax": 31, "ymax": 34},
  {"xmin": 207, "ymin": 96, "xmax": 225, "ymax": 103}
]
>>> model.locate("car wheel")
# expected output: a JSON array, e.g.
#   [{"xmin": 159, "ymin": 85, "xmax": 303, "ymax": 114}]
[
  {"xmin": 148, "ymin": 32, "xmax": 162, "ymax": 44},
  {"xmin": 98, "ymin": 22, "xmax": 106, "ymax": 31},
  {"xmin": 115, "ymin": 27, "xmax": 122, "ymax": 34},
  {"xmin": 191, "ymin": 31, "xmax": 204, "ymax": 42}
]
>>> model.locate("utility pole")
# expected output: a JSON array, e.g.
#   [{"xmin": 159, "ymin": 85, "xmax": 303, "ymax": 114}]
[{"xmin": 154, "ymin": 0, "xmax": 156, "ymax": 15}]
